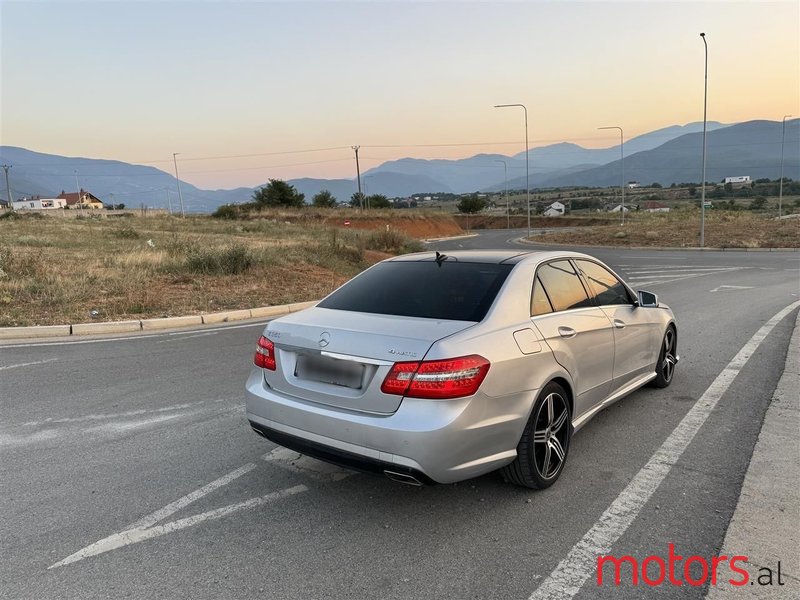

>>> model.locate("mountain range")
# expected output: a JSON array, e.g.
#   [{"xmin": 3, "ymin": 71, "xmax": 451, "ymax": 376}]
[{"xmin": 1, "ymin": 119, "xmax": 797, "ymax": 212}]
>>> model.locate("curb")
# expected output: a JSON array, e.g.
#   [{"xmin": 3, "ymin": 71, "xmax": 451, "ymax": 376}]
[
  {"xmin": 515, "ymin": 237, "xmax": 799, "ymax": 251},
  {"xmin": 0, "ymin": 300, "xmax": 319, "ymax": 341},
  {"xmin": 705, "ymin": 310, "xmax": 800, "ymax": 597}
]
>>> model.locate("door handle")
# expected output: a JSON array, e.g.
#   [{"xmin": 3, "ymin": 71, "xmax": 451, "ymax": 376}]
[
  {"xmin": 558, "ymin": 326, "xmax": 577, "ymax": 339},
  {"xmin": 613, "ymin": 319, "xmax": 626, "ymax": 329}
]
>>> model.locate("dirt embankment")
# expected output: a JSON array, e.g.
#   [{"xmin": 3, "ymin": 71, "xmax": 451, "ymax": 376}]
[{"xmin": 321, "ymin": 215, "xmax": 464, "ymax": 238}]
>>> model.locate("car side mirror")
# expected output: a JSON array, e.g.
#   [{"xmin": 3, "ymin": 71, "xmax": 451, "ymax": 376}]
[{"xmin": 637, "ymin": 290, "xmax": 659, "ymax": 308}]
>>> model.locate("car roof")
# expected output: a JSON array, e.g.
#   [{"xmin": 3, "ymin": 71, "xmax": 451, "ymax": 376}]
[{"xmin": 387, "ymin": 249, "xmax": 595, "ymax": 265}]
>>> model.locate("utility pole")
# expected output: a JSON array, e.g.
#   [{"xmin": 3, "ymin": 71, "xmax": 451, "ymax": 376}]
[
  {"xmin": 2, "ymin": 165, "xmax": 13, "ymax": 211},
  {"xmin": 598, "ymin": 126, "xmax": 625, "ymax": 225},
  {"xmin": 173, "ymin": 152, "xmax": 185, "ymax": 217},
  {"xmin": 164, "ymin": 188, "xmax": 173, "ymax": 215},
  {"xmin": 352, "ymin": 145, "xmax": 362, "ymax": 209},
  {"xmin": 74, "ymin": 170, "xmax": 83, "ymax": 211}
]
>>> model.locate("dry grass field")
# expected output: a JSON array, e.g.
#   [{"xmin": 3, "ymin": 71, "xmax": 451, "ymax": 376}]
[
  {"xmin": 536, "ymin": 208, "xmax": 800, "ymax": 249},
  {"xmin": 0, "ymin": 210, "xmax": 455, "ymax": 327}
]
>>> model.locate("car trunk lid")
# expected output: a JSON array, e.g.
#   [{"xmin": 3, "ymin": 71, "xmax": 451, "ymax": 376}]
[{"xmin": 263, "ymin": 307, "xmax": 474, "ymax": 414}]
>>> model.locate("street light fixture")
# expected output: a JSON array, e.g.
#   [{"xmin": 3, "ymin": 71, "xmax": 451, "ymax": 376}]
[
  {"xmin": 495, "ymin": 103, "xmax": 530, "ymax": 238},
  {"xmin": 173, "ymin": 152, "xmax": 185, "ymax": 217},
  {"xmin": 779, "ymin": 114, "xmax": 792, "ymax": 218},
  {"xmin": 598, "ymin": 126, "xmax": 625, "ymax": 225},
  {"xmin": 494, "ymin": 159, "xmax": 510, "ymax": 229},
  {"xmin": 699, "ymin": 32, "xmax": 709, "ymax": 247}
]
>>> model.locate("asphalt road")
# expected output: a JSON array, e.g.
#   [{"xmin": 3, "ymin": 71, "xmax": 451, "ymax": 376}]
[{"xmin": 2, "ymin": 231, "xmax": 798, "ymax": 600}]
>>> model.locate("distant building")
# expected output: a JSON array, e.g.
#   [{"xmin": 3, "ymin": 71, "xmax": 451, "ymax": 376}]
[
  {"xmin": 56, "ymin": 189, "xmax": 105, "ymax": 209},
  {"xmin": 609, "ymin": 204, "xmax": 630, "ymax": 213},
  {"xmin": 724, "ymin": 176, "xmax": 751, "ymax": 184},
  {"xmin": 543, "ymin": 201, "xmax": 566, "ymax": 217},
  {"xmin": 724, "ymin": 176, "xmax": 751, "ymax": 190},
  {"xmin": 643, "ymin": 201, "xmax": 670, "ymax": 213},
  {"xmin": 627, "ymin": 182, "xmax": 640, "ymax": 189},
  {"xmin": 12, "ymin": 197, "xmax": 67, "ymax": 210}
]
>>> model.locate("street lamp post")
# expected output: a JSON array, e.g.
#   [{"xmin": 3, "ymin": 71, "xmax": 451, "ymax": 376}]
[
  {"xmin": 494, "ymin": 159, "xmax": 509, "ymax": 229},
  {"xmin": 779, "ymin": 114, "xmax": 792, "ymax": 218},
  {"xmin": 172, "ymin": 152, "xmax": 185, "ymax": 217},
  {"xmin": 495, "ymin": 103, "xmax": 530, "ymax": 238},
  {"xmin": 699, "ymin": 32, "xmax": 709, "ymax": 247},
  {"xmin": 599, "ymin": 126, "xmax": 625, "ymax": 225},
  {"xmin": 164, "ymin": 188, "xmax": 173, "ymax": 215}
]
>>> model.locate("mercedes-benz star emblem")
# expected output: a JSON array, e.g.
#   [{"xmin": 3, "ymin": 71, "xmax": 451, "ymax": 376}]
[{"xmin": 319, "ymin": 331, "xmax": 331, "ymax": 348}]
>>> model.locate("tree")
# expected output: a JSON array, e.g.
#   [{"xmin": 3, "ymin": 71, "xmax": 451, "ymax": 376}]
[
  {"xmin": 312, "ymin": 189, "xmax": 337, "ymax": 208},
  {"xmin": 457, "ymin": 194, "xmax": 487, "ymax": 214},
  {"xmin": 749, "ymin": 197, "xmax": 767, "ymax": 210},
  {"xmin": 688, "ymin": 186, "xmax": 697, "ymax": 197},
  {"xmin": 366, "ymin": 194, "xmax": 391, "ymax": 209},
  {"xmin": 349, "ymin": 192, "xmax": 366, "ymax": 208},
  {"xmin": 252, "ymin": 179, "xmax": 305, "ymax": 208}
]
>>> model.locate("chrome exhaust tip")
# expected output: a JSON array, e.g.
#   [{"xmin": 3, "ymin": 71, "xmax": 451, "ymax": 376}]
[{"xmin": 384, "ymin": 470, "xmax": 424, "ymax": 486}]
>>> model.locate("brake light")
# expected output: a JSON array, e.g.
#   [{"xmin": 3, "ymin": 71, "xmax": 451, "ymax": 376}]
[
  {"xmin": 381, "ymin": 355, "xmax": 490, "ymax": 399},
  {"xmin": 254, "ymin": 336, "xmax": 276, "ymax": 370}
]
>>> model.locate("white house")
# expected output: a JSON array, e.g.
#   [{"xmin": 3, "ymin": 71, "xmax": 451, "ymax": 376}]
[
  {"xmin": 12, "ymin": 198, "xmax": 67, "ymax": 210},
  {"xmin": 609, "ymin": 204, "xmax": 630, "ymax": 213},
  {"xmin": 724, "ymin": 176, "xmax": 751, "ymax": 185},
  {"xmin": 543, "ymin": 201, "xmax": 566, "ymax": 217},
  {"xmin": 627, "ymin": 182, "xmax": 640, "ymax": 189}
]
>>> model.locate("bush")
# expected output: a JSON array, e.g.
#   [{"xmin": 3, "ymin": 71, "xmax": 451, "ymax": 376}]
[
  {"xmin": 113, "ymin": 225, "xmax": 140, "ymax": 239},
  {"xmin": 365, "ymin": 229, "xmax": 422, "ymax": 254},
  {"xmin": 212, "ymin": 204, "xmax": 240, "ymax": 219},
  {"xmin": 184, "ymin": 244, "xmax": 254, "ymax": 275}
]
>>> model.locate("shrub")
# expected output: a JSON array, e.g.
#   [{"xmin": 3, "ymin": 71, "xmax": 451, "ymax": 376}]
[
  {"xmin": 113, "ymin": 225, "xmax": 140, "ymax": 239},
  {"xmin": 212, "ymin": 204, "xmax": 240, "ymax": 219},
  {"xmin": 184, "ymin": 244, "xmax": 254, "ymax": 275}
]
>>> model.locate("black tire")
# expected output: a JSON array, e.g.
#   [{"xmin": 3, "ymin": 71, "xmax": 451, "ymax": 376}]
[
  {"xmin": 501, "ymin": 382, "xmax": 572, "ymax": 489},
  {"xmin": 650, "ymin": 325, "xmax": 677, "ymax": 388}
]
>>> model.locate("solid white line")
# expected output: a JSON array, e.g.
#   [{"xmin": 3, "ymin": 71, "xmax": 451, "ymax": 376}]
[
  {"xmin": 49, "ymin": 484, "xmax": 307, "ymax": 569},
  {"xmin": 528, "ymin": 300, "xmax": 800, "ymax": 600},
  {"xmin": 125, "ymin": 463, "xmax": 257, "ymax": 531},
  {"xmin": 0, "ymin": 358, "xmax": 58, "ymax": 371}
]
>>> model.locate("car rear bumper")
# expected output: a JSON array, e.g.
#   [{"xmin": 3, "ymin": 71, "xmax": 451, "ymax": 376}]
[{"xmin": 245, "ymin": 368, "xmax": 535, "ymax": 484}]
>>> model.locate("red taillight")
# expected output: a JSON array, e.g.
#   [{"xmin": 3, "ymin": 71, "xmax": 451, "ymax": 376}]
[
  {"xmin": 381, "ymin": 354, "xmax": 490, "ymax": 399},
  {"xmin": 254, "ymin": 336, "xmax": 276, "ymax": 371}
]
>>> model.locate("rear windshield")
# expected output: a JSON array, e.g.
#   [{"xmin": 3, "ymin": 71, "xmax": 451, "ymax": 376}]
[{"xmin": 317, "ymin": 261, "xmax": 514, "ymax": 322}]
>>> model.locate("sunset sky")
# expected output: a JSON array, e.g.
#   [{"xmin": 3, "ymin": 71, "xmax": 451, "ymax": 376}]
[{"xmin": 2, "ymin": 0, "xmax": 798, "ymax": 189}]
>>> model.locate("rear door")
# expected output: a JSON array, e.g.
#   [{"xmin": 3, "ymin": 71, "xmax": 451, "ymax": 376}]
[
  {"xmin": 574, "ymin": 259, "xmax": 658, "ymax": 392},
  {"xmin": 530, "ymin": 260, "xmax": 615, "ymax": 420}
]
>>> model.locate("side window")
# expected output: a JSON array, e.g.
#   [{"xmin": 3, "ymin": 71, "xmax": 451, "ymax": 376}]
[
  {"xmin": 575, "ymin": 260, "xmax": 633, "ymax": 306},
  {"xmin": 531, "ymin": 275, "xmax": 554, "ymax": 316},
  {"xmin": 535, "ymin": 261, "xmax": 592, "ymax": 312}
]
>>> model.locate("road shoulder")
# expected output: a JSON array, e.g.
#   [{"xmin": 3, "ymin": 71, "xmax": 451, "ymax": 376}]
[{"xmin": 707, "ymin": 310, "xmax": 800, "ymax": 597}]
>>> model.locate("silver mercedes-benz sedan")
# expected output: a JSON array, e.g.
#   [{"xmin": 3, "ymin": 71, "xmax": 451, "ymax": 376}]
[{"xmin": 245, "ymin": 250, "xmax": 678, "ymax": 489}]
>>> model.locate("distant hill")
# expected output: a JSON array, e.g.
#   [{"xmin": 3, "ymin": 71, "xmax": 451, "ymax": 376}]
[
  {"xmin": 2, "ymin": 120, "xmax": 794, "ymax": 211},
  {"xmin": 535, "ymin": 119, "xmax": 800, "ymax": 188}
]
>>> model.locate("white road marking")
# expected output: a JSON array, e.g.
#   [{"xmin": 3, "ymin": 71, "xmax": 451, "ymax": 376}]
[
  {"xmin": 0, "ymin": 358, "xmax": 58, "ymax": 371},
  {"xmin": 710, "ymin": 285, "xmax": 755, "ymax": 293},
  {"xmin": 262, "ymin": 446, "xmax": 354, "ymax": 481},
  {"xmin": 155, "ymin": 331, "xmax": 218, "ymax": 344},
  {"xmin": 126, "ymin": 463, "xmax": 257, "ymax": 530},
  {"xmin": 49, "ymin": 484, "xmax": 307, "ymax": 569},
  {"xmin": 528, "ymin": 300, "xmax": 800, "ymax": 600},
  {"xmin": 20, "ymin": 401, "xmax": 206, "ymax": 427}
]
